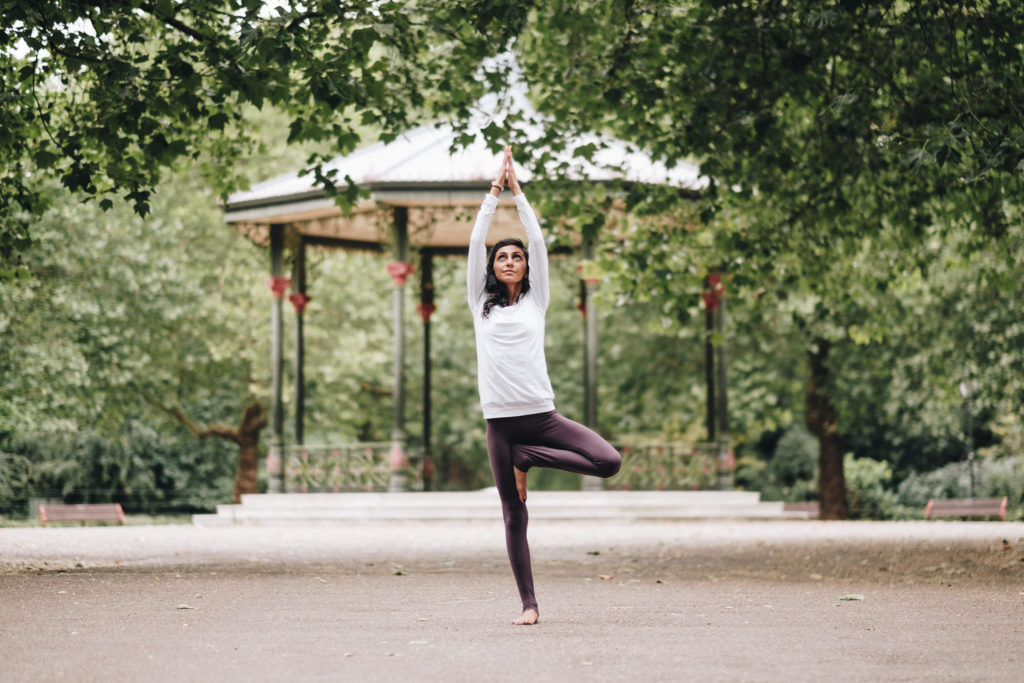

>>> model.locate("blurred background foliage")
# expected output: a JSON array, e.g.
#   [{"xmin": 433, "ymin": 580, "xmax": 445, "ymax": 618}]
[
  {"xmin": 3, "ymin": 2, "xmax": 1023, "ymax": 520},
  {"xmin": 2, "ymin": 140, "xmax": 1020, "ymax": 518}
]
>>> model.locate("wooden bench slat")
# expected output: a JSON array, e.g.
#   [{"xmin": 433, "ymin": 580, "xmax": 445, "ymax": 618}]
[
  {"xmin": 925, "ymin": 497, "xmax": 1007, "ymax": 521},
  {"xmin": 39, "ymin": 504, "xmax": 125, "ymax": 526},
  {"xmin": 782, "ymin": 502, "xmax": 820, "ymax": 519}
]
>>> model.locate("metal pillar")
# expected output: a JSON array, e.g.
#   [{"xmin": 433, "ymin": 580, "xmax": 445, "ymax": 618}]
[
  {"xmin": 419, "ymin": 250, "xmax": 436, "ymax": 491},
  {"xmin": 387, "ymin": 207, "xmax": 411, "ymax": 492},
  {"xmin": 268, "ymin": 224, "xmax": 286, "ymax": 493},
  {"xmin": 581, "ymin": 238, "xmax": 603, "ymax": 492},
  {"xmin": 704, "ymin": 293, "xmax": 716, "ymax": 442},
  {"xmin": 711, "ymin": 273, "xmax": 733, "ymax": 490},
  {"xmin": 959, "ymin": 381, "xmax": 976, "ymax": 498},
  {"xmin": 292, "ymin": 240, "xmax": 307, "ymax": 447}
]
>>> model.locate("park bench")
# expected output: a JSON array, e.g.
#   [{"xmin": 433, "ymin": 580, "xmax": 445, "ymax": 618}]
[
  {"xmin": 782, "ymin": 502, "xmax": 820, "ymax": 519},
  {"xmin": 924, "ymin": 497, "xmax": 1007, "ymax": 521},
  {"xmin": 39, "ymin": 503, "xmax": 125, "ymax": 527}
]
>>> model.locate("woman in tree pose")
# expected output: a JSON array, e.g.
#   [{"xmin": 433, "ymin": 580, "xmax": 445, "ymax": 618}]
[{"xmin": 467, "ymin": 146, "xmax": 622, "ymax": 625}]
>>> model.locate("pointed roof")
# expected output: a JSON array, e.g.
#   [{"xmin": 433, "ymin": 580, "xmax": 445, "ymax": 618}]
[{"xmin": 224, "ymin": 63, "xmax": 703, "ymax": 250}]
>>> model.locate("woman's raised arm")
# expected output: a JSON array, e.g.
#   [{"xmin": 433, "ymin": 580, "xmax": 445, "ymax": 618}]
[
  {"xmin": 467, "ymin": 148, "xmax": 511, "ymax": 310},
  {"xmin": 507, "ymin": 152, "xmax": 549, "ymax": 311}
]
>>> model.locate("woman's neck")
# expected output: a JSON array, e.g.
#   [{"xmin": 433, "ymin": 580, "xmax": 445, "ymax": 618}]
[{"xmin": 506, "ymin": 282, "xmax": 523, "ymax": 305}]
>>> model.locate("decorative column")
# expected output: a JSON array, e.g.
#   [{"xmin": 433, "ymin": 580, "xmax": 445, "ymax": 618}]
[
  {"xmin": 289, "ymin": 240, "xmax": 311, "ymax": 448},
  {"xmin": 703, "ymin": 277, "xmax": 716, "ymax": 442},
  {"xmin": 579, "ymin": 238, "xmax": 603, "ymax": 492},
  {"xmin": 417, "ymin": 250, "xmax": 437, "ymax": 491},
  {"xmin": 386, "ymin": 207, "xmax": 412, "ymax": 492},
  {"xmin": 267, "ymin": 224, "xmax": 289, "ymax": 493},
  {"xmin": 704, "ymin": 272, "xmax": 733, "ymax": 490}
]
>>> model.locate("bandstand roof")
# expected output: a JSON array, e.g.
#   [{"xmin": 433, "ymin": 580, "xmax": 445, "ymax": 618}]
[{"xmin": 223, "ymin": 90, "xmax": 705, "ymax": 252}]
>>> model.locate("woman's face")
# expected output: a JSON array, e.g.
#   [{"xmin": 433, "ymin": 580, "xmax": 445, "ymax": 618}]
[{"xmin": 493, "ymin": 244, "xmax": 527, "ymax": 286}]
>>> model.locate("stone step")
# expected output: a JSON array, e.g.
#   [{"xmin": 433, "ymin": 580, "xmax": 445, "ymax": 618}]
[
  {"xmin": 234, "ymin": 489, "xmax": 763, "ymax": 508},
  {"xmin": 192, "ymin": 490, "xmax": 793, "ymax": 525}
]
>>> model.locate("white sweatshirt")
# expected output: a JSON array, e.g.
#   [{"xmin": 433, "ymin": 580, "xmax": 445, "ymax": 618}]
[{"xmin": 467, "ymin": 192, "xmax": 555, "ymax": 419}]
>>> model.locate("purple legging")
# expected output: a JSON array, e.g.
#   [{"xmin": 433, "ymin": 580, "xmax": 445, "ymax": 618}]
[{"xmin": 486, "ymin": 410, "xmax": 622, "ymax": 613}]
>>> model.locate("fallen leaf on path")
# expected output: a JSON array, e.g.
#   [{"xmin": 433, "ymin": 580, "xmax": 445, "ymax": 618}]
[
  {"xmin": 588, "ymin": 551, "xmax": 600, "ymax": 556},
  {"xmin": 838, "ymin": 594, "xmax": 865, "ymax": 601},
  {"xmin": 177, "ymin": 604, "xmax": 197, "ymax": 610},
  {"xmin": 598, "ymin": 574, "xmax": 613, "ymax": 580}
]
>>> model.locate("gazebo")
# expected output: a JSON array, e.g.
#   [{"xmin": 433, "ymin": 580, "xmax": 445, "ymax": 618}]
[{"xmin": 223, "ymin": 92, "xmax": 708, "ymax": 493}]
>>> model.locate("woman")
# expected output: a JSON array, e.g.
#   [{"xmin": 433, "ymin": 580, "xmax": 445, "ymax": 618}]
[{"xmin": 467, "ymin": 146, "xmax": 622, "ymax": 626}]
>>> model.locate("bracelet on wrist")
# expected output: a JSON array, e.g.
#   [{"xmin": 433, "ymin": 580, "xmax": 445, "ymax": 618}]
[{"xmin": 491, "ymin": 183, "xmax": 503, "ymax": 189}]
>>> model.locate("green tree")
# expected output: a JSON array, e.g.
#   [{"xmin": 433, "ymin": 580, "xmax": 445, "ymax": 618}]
[
  {"xmin": 454, "ymin": 0, "xmax": 1024, "ymax": 517},
  {"xmin": 0, "ymin": 0, "xmax": 457, "ymax": 280},
  {"xmin": 0, "ymin": 169, "xmax": 270, "ymax": 506}
]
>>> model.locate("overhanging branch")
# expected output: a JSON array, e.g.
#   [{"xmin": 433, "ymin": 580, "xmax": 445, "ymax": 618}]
[
  {"xmin": 139, "ymin": 388, "xmax": 242, "ymax": 445},
  {"xmin": 138, "ymin": 1, "xmax": 211, "ymax": 43}
]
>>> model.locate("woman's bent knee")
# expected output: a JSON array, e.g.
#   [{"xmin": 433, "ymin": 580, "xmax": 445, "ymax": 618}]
[
  {"xmin": 603, "ymin": 457, "xmax": 621, "ymax": 478},
  {"xmin": 598, "ymin": 449, "xmax": 622, "ymax": 478}
]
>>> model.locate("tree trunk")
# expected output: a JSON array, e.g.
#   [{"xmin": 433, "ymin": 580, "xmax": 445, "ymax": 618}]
[
  {"xmin": 233, "ymin": 402, "xmax": 268, "ymax": 503},
  {"xmin": 806, "ymin": 339, "xmax": 847, "ymax": 520},
  {"xmin": 140, "ymin": 391, "xmax": 267, "ymax": 505}
]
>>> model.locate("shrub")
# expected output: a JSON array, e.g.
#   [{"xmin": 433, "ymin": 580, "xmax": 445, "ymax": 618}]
[
  {"xmin": 898, "ymin": 459, "xmax": 977, "ymax": 508},
  {"xmin": 771, "ymin": 422, "xmax": 819, "ymax": 487},
  {"xmin": 0, "ymin": 450, "xmax": 34, "ymax": 516},
  {"xmin": 0, "ymin": 423, "xmax": 236, "ymax": 517},
  {"xmin": 734, "ymin": 423, "xmax": 819, "ymax": 501},
  {"xmin": 844, "ymin": 453, "xmax": 898, "ymax": 519},
  {"xmin": 897, "ymin": 455, "xmax": 1023, "ymax": 520}
]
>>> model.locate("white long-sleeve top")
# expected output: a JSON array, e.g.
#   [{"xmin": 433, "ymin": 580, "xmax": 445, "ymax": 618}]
[{"xmin": 467, "ymin": 192, "xmax": 555, "ymax": 419}]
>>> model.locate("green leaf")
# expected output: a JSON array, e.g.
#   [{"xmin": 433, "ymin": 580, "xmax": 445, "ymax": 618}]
[
  {"xmin": 208, "ymin": 113, "xmax": 229, "ymax": 131},
  {"xmin": 572, "ymin": 143, "xmax": 599, "ymax": 161},
  {"xmin": 480, "ymin": 122, "xmax": 506, "ymax": 147},
  {"xmin": 33, "ymin": 149, "xmax": 61, "ymax": 168}
]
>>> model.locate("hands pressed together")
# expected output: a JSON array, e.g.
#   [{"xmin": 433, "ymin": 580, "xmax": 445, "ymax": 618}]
[{"xmin": 490, "ymin": 145, "xmax": 522, "ymax": 197}]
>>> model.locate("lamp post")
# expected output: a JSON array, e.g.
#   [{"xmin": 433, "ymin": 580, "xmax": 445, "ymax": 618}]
[{"xmin": 958, "ymin": 381, "xmax": 976, "ymax": 499}]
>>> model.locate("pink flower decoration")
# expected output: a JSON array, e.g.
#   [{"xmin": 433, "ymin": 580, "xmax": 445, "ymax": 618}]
[
  {"xmin": 386, "ymin": 261, "xmax": 414, "ymax": 285},
  {"xmin": 416, "ymin": 303, "xmax": 437, "ymax": 323},
  {"xmin": 267, "ymin": 276, "xmax": 291, "ymax": 298},
  {"xmin": 289, "ymin": 292, "xmax": 311, "ymax": 314}
]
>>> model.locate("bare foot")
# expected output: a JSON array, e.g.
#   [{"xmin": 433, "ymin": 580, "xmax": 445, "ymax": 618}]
[
  {"xmin": 513, "ymin": 609, "xmax": 539, "ymax": 626},
  {"xmin": 513, "ymin": 466, "xmax": 528, "ymax": 503}
]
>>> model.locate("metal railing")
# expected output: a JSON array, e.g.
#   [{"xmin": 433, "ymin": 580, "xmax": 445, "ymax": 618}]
[
  {"xmin": 276, "ymin": 440, "xmax": 732, "ymax": 492},
  {"xmin": 609, "ymin": 441, "xmax": 732, "ymax": 491},
  {"xmin": 281, "ymin": 443, "xmax": 422, "ymax": 492}
]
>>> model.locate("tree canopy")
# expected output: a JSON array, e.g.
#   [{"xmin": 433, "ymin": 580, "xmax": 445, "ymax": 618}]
[
  {"xmin": 473, "ymin": 0, "xmax": 1024, "ymax": 517},
  {"xmin": 2, "ymin": 1, "xmax": 1022, "ymax": 518},
  {"xmin": 2, "ymin": 0, "xmax": 446, "ymax": 280}
]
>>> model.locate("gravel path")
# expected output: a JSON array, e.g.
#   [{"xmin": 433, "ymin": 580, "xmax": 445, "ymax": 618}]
[{"xmin": 2, "ymin": 520, "xmax": 1022, "ymax": 681}]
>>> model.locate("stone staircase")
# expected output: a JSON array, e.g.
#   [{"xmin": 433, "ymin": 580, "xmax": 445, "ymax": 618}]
[{"xmin": 192, "ymin": 489, "xmax": 805, "ymax": 525}]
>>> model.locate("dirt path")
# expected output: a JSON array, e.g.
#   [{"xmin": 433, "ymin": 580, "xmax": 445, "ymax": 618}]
[{"xmin": 2, "ymin": 521, "xmax": 1022, "ymax": 682}]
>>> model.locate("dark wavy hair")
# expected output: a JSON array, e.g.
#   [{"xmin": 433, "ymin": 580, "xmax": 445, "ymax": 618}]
[{"xmin": 482, "ymin": 237, "xmax": 530, "ymax": 318}]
